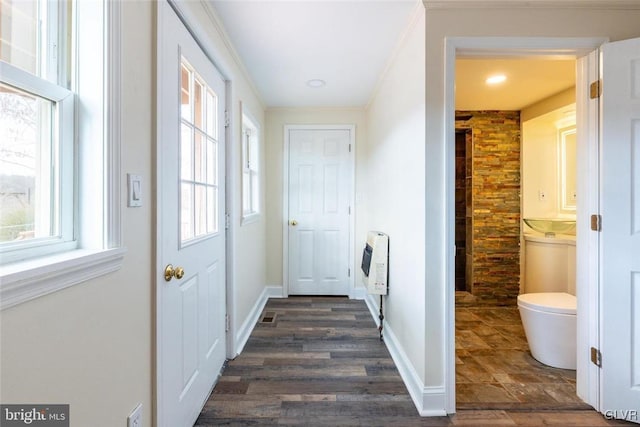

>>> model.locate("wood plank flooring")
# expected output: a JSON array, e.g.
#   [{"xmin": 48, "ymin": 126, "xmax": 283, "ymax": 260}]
[
  {"xmin": 195, "ymin": 297, "xmax": 633, "ymax": 426},
  {"xmin": 456, "ymin": 306, "xmax": 588, "ymax": 410}
]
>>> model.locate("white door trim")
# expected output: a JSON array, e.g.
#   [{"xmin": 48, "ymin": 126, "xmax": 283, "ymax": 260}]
[
  {"xmin": 443, "ymin": 36, "xmax": 608, "ymax": 414},
  {"xmin": 282, "ymin": 124, "xmax": 356, "ymax": 298}
]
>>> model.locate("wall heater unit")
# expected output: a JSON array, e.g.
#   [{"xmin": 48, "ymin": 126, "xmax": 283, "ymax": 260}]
[{"xmin": 361, "ymin": 231, "xmax": 389, "ymax": 295}]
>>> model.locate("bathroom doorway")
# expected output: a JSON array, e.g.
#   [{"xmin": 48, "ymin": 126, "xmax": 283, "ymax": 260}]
[{"xmin": 453, "ymin": 56, "xmax": 585, "ymax": 410}]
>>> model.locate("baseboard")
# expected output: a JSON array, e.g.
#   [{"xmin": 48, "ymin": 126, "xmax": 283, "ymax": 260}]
[
  {"xmin": 364, "ymin": 294, "xmax": 447, "ymax": 417},
  {"xmin": 235, "ymin": 286, "xmax": 284, "ymax": 355},
  {"xmin": 350, "ymin": 285, "xmax": 367, "ymax": 300},
  {"xmin": 264, "ymin": 285, "xmax": 285, "ymax": 298}
]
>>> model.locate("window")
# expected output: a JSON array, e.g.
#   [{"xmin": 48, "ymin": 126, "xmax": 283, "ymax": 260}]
[
  {"xmin": 180, "ymin": 58, "xmax": 220, "ymax": 243},
  {"xmin": 0, "ymin": 1, "xmax": 75, "ymax": 263},
  {"xmin": 0, "ymin": 1, "xmax": 124, "ymax": 309},
  {"xmin": 241, "ymin": 105, "xmax": 259, "ymax": 223}
]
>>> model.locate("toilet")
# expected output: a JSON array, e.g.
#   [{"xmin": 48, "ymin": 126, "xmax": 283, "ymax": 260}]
[
  {"xmin": 519, "ymin": 234, "xmax": 577, "ymax": 370},
  {"xmin": 517, "ymin": 292, "xmax": 576, "ymax": 369}
]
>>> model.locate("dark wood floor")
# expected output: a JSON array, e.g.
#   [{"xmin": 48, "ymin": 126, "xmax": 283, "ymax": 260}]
[{"xmin": 195, "ymin": 297, "xmax": 633, "ymax": 426}]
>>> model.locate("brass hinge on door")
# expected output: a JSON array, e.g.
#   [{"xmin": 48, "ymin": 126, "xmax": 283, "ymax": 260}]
[
  {"xmin": 591, "ymin": 214, "xmax": 602, "ymax": 231},
  {"xmin": 591, "ymin": 347, "xmax": 602, "ymax": 367},
  {"xmin": 590, "ymin": 79, "xmax": 602, "ymax": 99}
]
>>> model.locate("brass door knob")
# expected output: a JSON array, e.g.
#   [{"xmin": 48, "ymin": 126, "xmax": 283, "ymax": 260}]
[
  {"xmin": 289, "ymin": 220, "xmax": 298, "ymax": 226},
  {"xmin": 164, "ymin": 264, "xmax": 185, "ymax": 282}
]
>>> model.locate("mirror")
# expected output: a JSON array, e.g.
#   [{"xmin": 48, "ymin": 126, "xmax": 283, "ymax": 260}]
[{"xmin": 559, "ymin": 126, "xmax": 576, "ymax": 211}]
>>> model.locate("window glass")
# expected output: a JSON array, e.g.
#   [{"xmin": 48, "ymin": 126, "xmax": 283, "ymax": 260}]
[
  {"xmin": 180, "ymin": 57, "xmax": 218, "ymax": 244},
  {"xmin": 0, "ymin": 0, "xmax": 39, "ymax": 75},
  {"xmin": 241, "ymin": 111, "xmax": 259, "ymax": 220},
  {"xmin": 0, "ymin": 83, "xmax": 56, "ymax": 243}
]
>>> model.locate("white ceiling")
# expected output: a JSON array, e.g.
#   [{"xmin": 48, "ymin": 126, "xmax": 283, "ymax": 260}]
[
  {"xmin": 209, "ymin": 0, "xmax": 418, "ymax": 108},
  {"xmin": 455, "ymin": 58, "xmax": 576, "ymax": 111},
  {"xmin": 208, "ymin": 2, "xmax": 577, "ymax": 110}
]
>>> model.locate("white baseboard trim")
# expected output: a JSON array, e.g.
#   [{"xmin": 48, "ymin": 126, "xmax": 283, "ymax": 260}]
[
  {"xmin": 350, "ymin": 285, "xmax": 367, "ymax": 300},
  {"xmin": 364, "ymin": 294, "xmax": 447, "ymax": 417},
  {"xmin": 264, "ymin": 285, "xmax": 285, "ymax": 298},
  {"xmin": 235, "ymin": 286, "xmax": 284, "ymax": 355}
]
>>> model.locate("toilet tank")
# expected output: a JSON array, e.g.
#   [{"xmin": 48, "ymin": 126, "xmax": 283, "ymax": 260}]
[{"xmin": 523, "ymin": 235, "xmax": 576, "ymax": 294}]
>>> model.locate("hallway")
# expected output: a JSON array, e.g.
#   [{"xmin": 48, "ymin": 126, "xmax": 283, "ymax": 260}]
[{"xmin": 195, "ymin": 297, "xmax": 629, "ymax": 426}]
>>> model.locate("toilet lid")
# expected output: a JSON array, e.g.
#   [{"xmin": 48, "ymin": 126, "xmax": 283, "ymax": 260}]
[{"xmin": 517, "ymin": 292, "xmax": 576, "ymax": 315}]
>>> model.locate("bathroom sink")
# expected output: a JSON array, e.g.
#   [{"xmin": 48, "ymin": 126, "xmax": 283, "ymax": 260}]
[{"xmin": 523, "ymin": 218, "xmax": 576, "ymax": 236}]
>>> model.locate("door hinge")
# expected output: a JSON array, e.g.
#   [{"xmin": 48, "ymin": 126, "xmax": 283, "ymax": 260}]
[
  {"xmin": 348, "ymin": 144, "xmax": 352, "ymax": 153},
  {"xmin": 590, "ymin": 346, "xmax": 602, "ymax": 367},
  {"xmin": 590, "ymin": 214, "xmax": 602, "ymax": 232},
  {"xmin": 348, "ymin": 268, "xmax": 351, "ymax": 277},
  {"xmin": 225, "ymin": 314, "xmax": 230, "ymax": 332},
  {"xmin": 225, "ymin": 213, "xmax": 231, "ymax": 230},
  {"xmin": 590, "ymin": 79, "xmax": 602, "ymax": 99},
  {"xmin": 224, "ymin": 110, "xmax": 230, "ymax": 128},
  {"xmin": 348, "ymin": 206, "xmax": 351, "ymax": 215}
]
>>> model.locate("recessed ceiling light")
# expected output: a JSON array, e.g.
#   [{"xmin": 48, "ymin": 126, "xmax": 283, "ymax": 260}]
[
  {"xmin": 306, "ymin": 79, "xmax": 326, "ymax": 88},
  {"xmin": 486, "ymin": 74, "xmax": 507, "ymax": 85}
]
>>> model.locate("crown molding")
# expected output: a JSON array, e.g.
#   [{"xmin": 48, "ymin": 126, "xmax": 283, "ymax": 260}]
[
  {"xmin": 424, "ymin": 0, "xmax": 640, "ymax": 9},
  {"xmin": 366, "ymin": 0, "xmax": 425, "ymax": 110},
  {"xmin": 199, "ymin": 1, "xmax": 266, "ymax": 109}
]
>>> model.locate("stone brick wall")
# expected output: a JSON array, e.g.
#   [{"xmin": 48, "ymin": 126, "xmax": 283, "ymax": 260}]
[{"xmin": 456, "ymin": 111, "xmax": 521, "ymax": 306}]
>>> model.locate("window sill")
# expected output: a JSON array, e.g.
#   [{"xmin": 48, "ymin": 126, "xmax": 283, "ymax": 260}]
[
  {"xmin": 0, "ymin": 247, "xmax": 127, "ymax": 310},
  {"xmin": 241, "ymin": 213, "xmax": 260, "ymax": 226}
]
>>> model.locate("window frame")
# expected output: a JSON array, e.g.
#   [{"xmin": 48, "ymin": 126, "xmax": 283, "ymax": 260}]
[
  {"xmin": 0, "ymin": 62, "xmax": 76, "ymax": 263},
  {"xmin": 240, "ymin": 103, "xmax": 260, "ymax": 225},
  {"xmin": 0, "ymin": 0, "xmax": 125, "ymax": 310}
]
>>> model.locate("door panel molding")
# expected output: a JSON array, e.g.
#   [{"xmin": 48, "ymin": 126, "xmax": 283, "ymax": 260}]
[{"xmin": 283, "ymin": 124, "xmax": 356, "ymax": 297}]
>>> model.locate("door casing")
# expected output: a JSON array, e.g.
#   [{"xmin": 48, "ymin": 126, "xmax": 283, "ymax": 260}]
[
  {"xmin": 282, "ymin": 124, "xmax": 356, "ymax": 298},
  {"xmin": 443, "ymin": 36, "xmax": 609, "ymax": 413}
]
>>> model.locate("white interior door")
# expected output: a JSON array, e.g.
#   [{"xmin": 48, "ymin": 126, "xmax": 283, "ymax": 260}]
[
  {"xmin": 287, "ymin": 127, "xmax": 353, "ymax": 296},
  {"xmin": 157, "ymin": 3, "xmax": 226, "ymax": 426},
  {"xmin": 600, "ymin": 37, "xmax": 640, "ymax": 423}
]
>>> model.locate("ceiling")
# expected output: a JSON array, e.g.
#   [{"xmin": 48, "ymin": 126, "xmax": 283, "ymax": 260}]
[
  {"xmin": 208, "ymin": 2, "xmax": 576, "ymax": 110},
  {"xmin": 455, "ymin": 58, "xmax": 576, "ymax": 111},
  {"xmin": 209, "ymin": 0, "xmax": 418, "ymax": 108}
]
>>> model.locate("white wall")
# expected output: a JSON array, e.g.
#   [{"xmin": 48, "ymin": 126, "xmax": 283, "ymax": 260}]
[
  {"xmin": 265, "ymin": 108, "xmax": 368, "ymax": 291},
  {"xmin": 0, "ymin": 2, "xmax": 267, "ymax": 426},
  {"xmin": 425, "ymin": 3, "xmax": 640, "ymax": 414},
  {"xmin": 0, "ymin": 3, "xmax": 154, "ymax": 425},
  {"xmin": 363, "ymin": 2, "xmax": 426, "ymax": 401},
  {"xmin": 521, "ymin": 88, "xmax": 576, "ymax": 220}
]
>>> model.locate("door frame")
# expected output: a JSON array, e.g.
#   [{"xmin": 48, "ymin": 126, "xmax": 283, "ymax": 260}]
[
  {"xmin": 282, "ymin": 124, "xmax": 356, "ymax": 297},
  {"xmin": 155, "ymin": 1, "xmax": 237, "ymax": 424},
  {"xmin": 443, "ymin": 36, "xmax": 608, "ymax": 413}
]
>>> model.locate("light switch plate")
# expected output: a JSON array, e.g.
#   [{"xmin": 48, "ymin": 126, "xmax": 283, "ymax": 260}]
[
  {"xmin": 127, "ymin": 404, "xmax": 142, "ymax": 427},
  {"xmin": 128, "ymin": 174, "xmax": 142, "ymax": 207}
]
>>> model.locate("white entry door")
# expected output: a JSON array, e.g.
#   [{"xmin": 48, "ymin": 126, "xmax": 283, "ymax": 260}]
[
  {"xmin": 600, "ymin": 37, "xmax": 640, "ymax": 423},
  {"xmin": 286, "ymin": 126, "xmax": 353, "ymax": 296},
  {"xmin": 157, "ymin": 3, "xmax": 226, "ymax": 426}
]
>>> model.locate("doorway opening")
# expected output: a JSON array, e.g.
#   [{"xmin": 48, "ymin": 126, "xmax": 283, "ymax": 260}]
[{"xmin": 453, "ymin": 55, "xmax": 586, "ymax": 410}]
